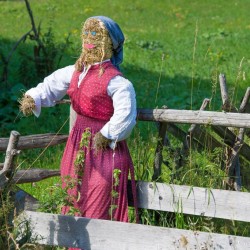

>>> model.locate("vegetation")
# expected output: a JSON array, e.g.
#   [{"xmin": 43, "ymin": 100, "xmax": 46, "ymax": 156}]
[{"xmin": 1, "ymin": 0, "xmax": 250, "ymax": 247}]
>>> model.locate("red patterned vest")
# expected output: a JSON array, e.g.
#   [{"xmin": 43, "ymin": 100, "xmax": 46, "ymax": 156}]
[{"xmin": 67, "ymin": 61, "xmax": 122, "ymax": 121}]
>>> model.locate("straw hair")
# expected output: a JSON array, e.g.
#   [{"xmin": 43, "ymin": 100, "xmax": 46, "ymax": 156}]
[
  {"xmin": 75, "ymin": 18, "xmax": 113, "ymax": 73},
  {"xmin": 19, "ymin": 94, "xmax": 35, "ymax": 116}
]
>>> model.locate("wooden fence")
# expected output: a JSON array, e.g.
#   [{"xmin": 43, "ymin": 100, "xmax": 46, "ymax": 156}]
[{"xmin": 1, "ymin": 74, "xmax": 250, "ymax": 249}]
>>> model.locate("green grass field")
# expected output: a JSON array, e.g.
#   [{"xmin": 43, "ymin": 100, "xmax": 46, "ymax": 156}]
[
  {"xmin": 1, "ymin": 0, "xmax": 250, "ymax": 241},
  {"xmin": 1, "ymin": 0, "xmax": 250, "ymax": 109}
]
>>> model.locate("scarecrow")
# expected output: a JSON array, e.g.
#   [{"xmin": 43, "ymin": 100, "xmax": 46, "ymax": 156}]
[{"xmin": 19, "ymin": 15, "xmax": 138, "ymax": 239}]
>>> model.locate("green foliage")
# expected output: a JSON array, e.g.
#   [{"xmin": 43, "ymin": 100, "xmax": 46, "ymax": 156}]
[
  {"xmin": 17, "ymin": 23, "xmax": 72, "ymax": 87},
  {"xmin": 9, "ymin": 219, "xmax": 41, "ymax": 250},
  {"xmin": 0, "ymin": 188, "xmax": 14, "ymax": 247},
  {"xmin": 109, "ymin": 168, "xmax": 121, "ymax": 220},
  {"xmin": 0, "ymin": 185, "xmax": 40, "ymax": 249},
  {"xmin": 0, "ymin": 83, "xmax": 26, "ymax": 134},
  {"xmin": 74, "ymin": 128, "xmax": 91, "ymax": 178},
  {"xmin": 0, "ymin": 2, "xmax": 73, "ymax": 138},
  {"xmin": 39, "ymin": 129, "xmax": 91, "ymax": 215},
  {"xmin": 172, "ymin": 148, "xmax": 226, "ymax": 188},
  {"xmin": 39, "ymin": 181, "xmax": 69, "ymax": 215},
  {"xmin": 39, "ymin": 175, "xmax": 81, "ymax": 216},
  {"xmin": 129, "ymin": 127, "xmax": 157, "ymax": 181},
  {"xmin": 134, "ymin": 40, "xmax": 163, "ymax": 51},
  {"xmin": 128, "ymin": 130, "xmax": 250, "ymax": 236}
]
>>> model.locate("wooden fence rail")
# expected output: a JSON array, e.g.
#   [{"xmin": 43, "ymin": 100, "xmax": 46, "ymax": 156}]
[
  {"xmin": 18, "ymin": 211, "xmax": 250, "ymax": 250},
  {"xmin": 14, "ymin": 168, "xmax": 250, "ymax": 223},
  {"xmin": 136, "ymin": 108, "xmax": 250, "ymax": 128},
  {"xmin": 0, "ymin": 133, "xmax": 68, "ymax": 152},
  {"xmin": 1, "ymin": 109, "xmax": 250, "ymax": 151}
]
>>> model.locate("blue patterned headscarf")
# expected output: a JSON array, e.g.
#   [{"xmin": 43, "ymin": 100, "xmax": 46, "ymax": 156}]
[{"xmin": 87, "ymin": 16, "xmax": 125, "ymax": 69}]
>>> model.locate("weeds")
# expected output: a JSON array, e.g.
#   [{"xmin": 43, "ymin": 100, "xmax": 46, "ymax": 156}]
[
  {"xmin": 0, "ymin": 187, "xmax": 14, "ymax": 248},
  {"xmin": 109, "ymin": 168, "xmax": 121, "ymax": 221},
  {"xmin": 74, "ymin": 128, "xmax": 91, "ymax": 178},
  {"xmin": 39, "ymin": 181, "xmax": 68, "ymax": 215},
  {"xmin": 40, "ymin": 129, "xmax": 91, "ymax": 215},
  {"xmin": 0, "ymin": 185, "xmax": 41, "ymax": 249}
]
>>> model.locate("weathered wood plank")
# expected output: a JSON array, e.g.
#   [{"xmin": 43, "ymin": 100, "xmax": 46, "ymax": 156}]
[
  {"xmin": 62, "ymin": 101, "xmax": 250, "ymax": 128},
  {"xmin": 137, "ymin": 108, "xmax": 250, "ymax": 128},
  {"xmin": 69, "ymin": 105, "xmax": 77, "ymax": 132},
  {"xmin": 1, "ymin": 112, "xmax": 249, "ymax": 154},
  {"xmin": 212, "ymin": 126, "xmax": 250, "ymax": 162},
  {"xmin": 152, "ymin": 121, "xmax": 168, "ymax": 180},
  {"xmin": 0, "ymin": 131, "xmax": 20, "ymax": 190},
  {"xmin": 134, "ymin": 181, "xmax": 250, "ymax": 222},
  {"xmin": 188, "ymin": 98, "xmax": 210, "ymax": 135},
  {"xmin": 1, "ymin": 130, "xmax": 20, "ymax": 173},
  {"xmin": 15, "ymin": 169, "xmax": 250, "ymax": 222},
  {"xmin": 188, "ymin": 126, "xmax": 222, "ymax": 150},
  {"xmin": 239, "ymin": 87, "xmax": 250, "ymax": 113},
  {"xmin": 18, "ymin": 211, "xmax": 250, "ymax": 250},
  {"xmin": 13, "ymin": 169, "xmax": 60, "ymax": 184},
  {"xmin": 186, "ymin": 98, "xmax": 221, "ymax": 150},
  {"xmin": 0, "ymin": 133, "xmax": 68, "ymax": 152},
  {"xmin": 219, "ymin": 74, "xmax": 237, "ymax": 112},
  {"xmin": 15, "ymin": 189, "xmax": 40, "ymax": 213},
  {"xmin": 227, "ymin": 87, "xmax": 250, "ymax": 190}
]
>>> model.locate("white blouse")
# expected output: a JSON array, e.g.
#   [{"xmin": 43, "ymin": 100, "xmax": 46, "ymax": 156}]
[{"xmin": 26, "ymin": 63, "xmax": 137, "ymax": 147}]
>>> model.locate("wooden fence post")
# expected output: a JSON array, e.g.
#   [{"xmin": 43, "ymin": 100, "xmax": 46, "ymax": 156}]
[
  {"xmin": 0, "ymin": 130, "xmax": 20, "ymax": 190},
  {"xmin": 219, "ymin": 75, "xmax": 250, "ymax": 190},
  {"xmin": 2, "ymin": 131, "xmax": 20, "ymax": 174},
  {"xmin": 226, "ymin": 87, "xmax": 250, "ymax": 190},
  {"xmin": 152, "ymin": 106, "xmax": 168, "ymax": 181},
  {"xmin": 69, "ymin": 105, "xmax": 77, "ymax": 133},
  {"xmin": 152, "ymin": 122, "xmax": 168, "ymax": 181}
]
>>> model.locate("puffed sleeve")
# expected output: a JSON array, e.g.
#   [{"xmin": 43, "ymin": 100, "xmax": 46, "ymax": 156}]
[
  {"xmin": 25, "ymin": 65, "xmax": 75, "ymax": 117},
  {"xmin": 100, "ymin": 75, "xmax": 137, "ymax": 148}
]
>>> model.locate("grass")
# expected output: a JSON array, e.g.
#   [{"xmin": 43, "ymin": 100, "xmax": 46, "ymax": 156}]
[
  {"xmin": 1, "ymin": 0, "xmax": 250, "ymax": 245},
  {"xmin": 1, "ymin": 0, "xmax": 250, "ymax": 103}
]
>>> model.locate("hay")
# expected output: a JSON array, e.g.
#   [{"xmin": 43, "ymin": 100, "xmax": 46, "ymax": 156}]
[
  {"xmin": 18, "ymin": 94, "xmax": 35, "ymax": 116},
  {"xmin": 75, "ymin": 18, "xmax": 113, "ymax": 72},
  {"xmin": 93, "ymin": 132, "xmax": 111, "ymax": 152}
]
